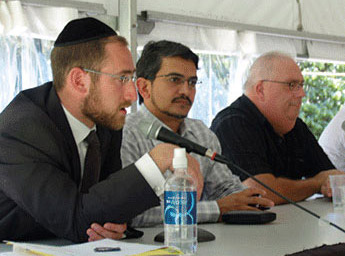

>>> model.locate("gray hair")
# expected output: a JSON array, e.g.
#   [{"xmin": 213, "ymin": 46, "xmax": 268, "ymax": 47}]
[{"xmin": 243, "ymin": 51, "xmax": 294, "ymax": 92}]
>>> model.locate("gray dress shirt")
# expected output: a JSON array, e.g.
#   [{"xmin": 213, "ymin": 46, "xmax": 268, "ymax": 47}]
[{"xmin": 121, "ymin": 105, "xmax": 245, "ymax": 227}]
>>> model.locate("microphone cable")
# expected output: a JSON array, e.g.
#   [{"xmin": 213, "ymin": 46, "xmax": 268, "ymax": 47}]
[
  {"xmin": 139, "ymin": 119, "xmax": 345, "ymax": 234},
  {"xmin": 214, "ymin": 155, "xmax": 345, "ymax": 234}
]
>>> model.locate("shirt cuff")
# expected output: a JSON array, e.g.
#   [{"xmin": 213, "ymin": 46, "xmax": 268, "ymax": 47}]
[
  {"xmin": 135, "ymin": 153, "xmax": 165, "ymax": 197},
  {"xmin": 197, "ymin": 201, "xmax": 221, "ymax": 223}
]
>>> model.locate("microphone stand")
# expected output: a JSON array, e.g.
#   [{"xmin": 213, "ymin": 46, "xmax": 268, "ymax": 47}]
[{"xmin": 213, "ymin": 154, "xmax": 345, "ymax": 234}]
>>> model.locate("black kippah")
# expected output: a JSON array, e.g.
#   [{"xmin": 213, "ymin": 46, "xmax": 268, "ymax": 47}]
[{"xmin": 54, "ymin": 17, "xmax": 117, "ymax": 47}]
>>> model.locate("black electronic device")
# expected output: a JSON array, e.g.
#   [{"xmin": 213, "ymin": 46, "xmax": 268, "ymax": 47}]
[
  {"xmin": 123, "ymin": 226, "xmax": 144, "ymax": 239},
  {"xmin": 154, "ymin": 228, "xmax": 215, "ymax": 243},
  {"xmin": 222, "ymin": 210, "xmax": 276, "ymax": 224},
  {"xmin": 139, "ymin": 119, "xmax": 345, "ymax": 234}
]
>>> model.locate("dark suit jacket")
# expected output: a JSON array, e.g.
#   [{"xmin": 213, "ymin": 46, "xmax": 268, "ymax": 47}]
[{"xmin": 0, "ymin": 82, "xmax": 160, "ymax": 242}]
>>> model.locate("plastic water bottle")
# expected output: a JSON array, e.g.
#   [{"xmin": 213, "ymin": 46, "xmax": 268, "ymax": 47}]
[{"xmin": 164, "ymin": 148, "xmax": 197, "ymax": 255}]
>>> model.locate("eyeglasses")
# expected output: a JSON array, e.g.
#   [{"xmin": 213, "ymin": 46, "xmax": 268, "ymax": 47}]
[
  {"xmin": 261, "ymin": 80, "xmax": 306, "ymax": 92},
  {"xmin": 155, "ymin": 74, "xmax": 202, "ymax": 89},
  {"xmin": 83, "ymin": 68, "xmax": 137, "ymax": 84}
]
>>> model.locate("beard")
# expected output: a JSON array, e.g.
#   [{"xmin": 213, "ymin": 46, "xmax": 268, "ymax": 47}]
[
  {"xmin": 81, "ymin": 84, "xmax": 127, "ymax": 130},
  {"xmin": 151, "ymin": 94, "xmax": 192, "ymax": 119}
]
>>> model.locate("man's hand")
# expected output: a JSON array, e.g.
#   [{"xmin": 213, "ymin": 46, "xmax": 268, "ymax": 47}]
[
  {"xmin": 216, "ymin": 188, "xmax": 275, "ymax": 219},
  {"xmin": 185, "ymin": 153, "xmax": 203, "ymax": 200},
  {"xmin": 149, "ymin": 143, "xmax": 178, "ymax": 172},
  {"xmin": 317, "ymin": 169, "xmax": 345, "ymax": 197},
  {"xmin": 149, "ymin": 143, "xmax": 204, "ymax": 200},
  {"xmin": 87, "ymin": 223, "xmax": 127, "ymax": 242}
]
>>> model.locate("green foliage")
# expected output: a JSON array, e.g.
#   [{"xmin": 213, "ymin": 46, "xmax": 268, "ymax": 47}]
[
  {"xmin": 199, "ymin": 54, "xmax": 234, "ymax": 90},
  {"xmin": 299, "ymin": 61, "xmax": 345, "ymax": 139}
]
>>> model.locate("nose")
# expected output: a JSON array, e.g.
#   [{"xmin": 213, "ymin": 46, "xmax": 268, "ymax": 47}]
[
  {"xmin": 297, "ymin": 86, "xmax": 306, "ymax": 98},
  {"xmin": 293, "ymin": 83, "xmax": 306, "ymax": 98},
  {"xmin": 124, "ymin": 81, "xmax": 137, "ymax": 102}
]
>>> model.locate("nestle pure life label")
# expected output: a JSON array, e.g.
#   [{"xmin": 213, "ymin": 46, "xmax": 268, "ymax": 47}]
[{"xmin": 164, "ymin": 191, "xmax": 196, "ymax": 225}]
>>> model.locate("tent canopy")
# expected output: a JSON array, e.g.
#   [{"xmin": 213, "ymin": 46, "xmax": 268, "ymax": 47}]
[{"xmin": 1, "ymin": 0, "xmax": 344, "ymax": 61}]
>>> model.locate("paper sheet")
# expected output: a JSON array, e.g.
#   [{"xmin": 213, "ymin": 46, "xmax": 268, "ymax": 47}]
[{"xmin": 5, "ymin": 239, "xmax": 174, "ymax": 256}]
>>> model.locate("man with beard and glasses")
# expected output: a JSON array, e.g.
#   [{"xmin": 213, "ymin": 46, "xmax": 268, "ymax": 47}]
[
  {"xmin": 211, "ymin": 51, "xmax": 343, "ymax": 205},
  {"xmin": 116, "ymin": 40, "xmax": 274, "ymax": 228},
  {"xmin": 0, "ymin": 18, "xmax": 203, "ymax": 242}
]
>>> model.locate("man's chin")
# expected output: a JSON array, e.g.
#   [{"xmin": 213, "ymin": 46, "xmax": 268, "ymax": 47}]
[
  {"xmin": 163, "ymin": 111, "xmax": 188, "ymax": 119},
  {"xmin": 97, "ymin": 116, "xmax": 125, "ymax": 131},
  {"xmin": 112, "ymin": 117, "xmax": 126, "ymax": 130}
]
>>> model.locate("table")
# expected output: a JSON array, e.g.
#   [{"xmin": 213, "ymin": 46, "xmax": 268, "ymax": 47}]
[{"xmin": 1, "ymin": 197, "xmax": 345, "ymax": 255}]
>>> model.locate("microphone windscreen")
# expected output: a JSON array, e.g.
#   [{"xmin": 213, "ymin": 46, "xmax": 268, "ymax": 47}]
[{"xmin": 138, "ymin": 120, "xmax": 161, "ymax": 140}]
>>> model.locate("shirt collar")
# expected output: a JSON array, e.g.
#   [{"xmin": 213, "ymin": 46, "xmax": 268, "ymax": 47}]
[
  {"xmin": 61, "ymin": 105, "xmax": 96, "ymax": 144},
  {"xmin": 241, "ymin": 95, "xmax": 267, "ymax": 125},
  {"xmin": 139, "ymin": 104, "xmax": 191, "ymax": 136}
]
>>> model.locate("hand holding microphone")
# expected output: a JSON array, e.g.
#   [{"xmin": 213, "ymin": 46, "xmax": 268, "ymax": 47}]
[
  {"xmin": 139, "ymin": 119, "xmax": 345, "ymax": 234},
  {"xmin": 139, "ymin": 119, "xmax": 227, "ymax": 163},
  {"xmin": 140, "ymin": 120, "xmax": 273, "ymax": 212},
  {"xmin": 148, "ymin": 142, "xmax": 204, "ymax": 200}
]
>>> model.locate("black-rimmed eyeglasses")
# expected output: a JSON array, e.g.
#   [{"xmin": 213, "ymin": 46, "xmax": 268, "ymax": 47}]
[
  {"xmin": 83, "ymin": 68, "xmax": 137, "ymax": 84},
  {"xmin": 261, "ymin": 79, "xmax": 306, "ymax": 92},
  {"xmin": 155, "ymin": 74, "xmax": 202, "ymax": 89}
]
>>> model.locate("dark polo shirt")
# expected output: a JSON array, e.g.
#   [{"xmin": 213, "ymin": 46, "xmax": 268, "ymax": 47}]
[{"xmin": 211, "ymin": 95, "xmax": 334, "ymax": 181}]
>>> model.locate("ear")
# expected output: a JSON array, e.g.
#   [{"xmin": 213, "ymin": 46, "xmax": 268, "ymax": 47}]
[
  {"xmin": 255, "ymin": 80, "xmax": 265, "ymax": 101},
  {"xmin": 137, "ymin": 77, "xmax": 152, "ymax": 102},
  {"xmin": 67, "ymin": 67, "xmax": 90, "ymax": 94}
]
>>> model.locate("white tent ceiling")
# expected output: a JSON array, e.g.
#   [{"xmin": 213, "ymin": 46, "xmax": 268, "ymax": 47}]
[
  {"xmin": 93, "ymin": 0, "xmax": 345, "ymax": 40},
  {"xmin": 63, "ymin": 0, "xmax": 345, "ymax": 61},
  {"xmin": 2, "ymin": 0, "xmax": 345, "ymax": 61}
]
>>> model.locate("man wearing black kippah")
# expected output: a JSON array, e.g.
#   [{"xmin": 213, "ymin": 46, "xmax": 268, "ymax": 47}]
[{"xmin": 0, "ymin": 17, "xmax": 203, "ymax": 243}]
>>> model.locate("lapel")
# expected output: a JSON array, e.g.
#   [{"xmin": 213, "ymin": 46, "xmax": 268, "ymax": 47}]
[{"xmin": 45, "ymin": 85, "xmax": 82, "ymax": 185}]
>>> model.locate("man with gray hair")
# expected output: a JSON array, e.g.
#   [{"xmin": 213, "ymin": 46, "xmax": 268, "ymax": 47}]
[{"xmin": 211, "ymin": 51, "xmax": 342, "ymax": 204}]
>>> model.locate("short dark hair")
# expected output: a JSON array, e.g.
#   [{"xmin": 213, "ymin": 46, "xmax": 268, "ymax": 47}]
[{"xmin": 136, "ymin": 40, "xmax": 199, "ymax": 104}]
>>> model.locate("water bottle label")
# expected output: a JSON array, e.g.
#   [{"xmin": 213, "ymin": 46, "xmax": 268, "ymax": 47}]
[{"xmin": 164, "ymin": 191, "xmax": 197, "ymax": 225}]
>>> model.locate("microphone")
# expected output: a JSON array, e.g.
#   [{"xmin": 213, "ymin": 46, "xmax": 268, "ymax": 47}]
[
  {"xmin": 139, "ymin": 120, "xmax": 216, "ymax": 242},
  {"xmin": 138, "ymin": 120, "xmax": 229, "ymax": 164},
  {"xmin": 139, "ymin": 119, "xmax": 345, "ymax": 234}
]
